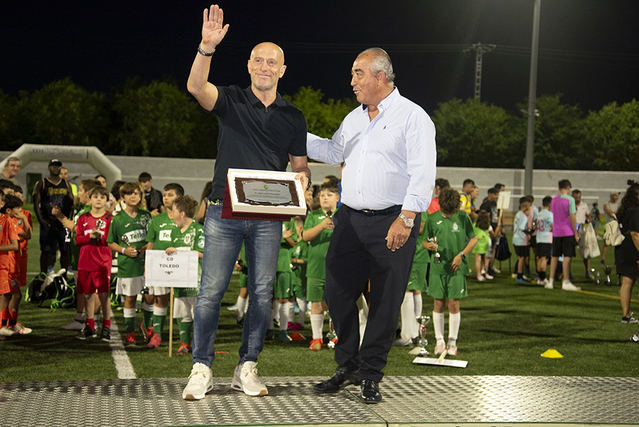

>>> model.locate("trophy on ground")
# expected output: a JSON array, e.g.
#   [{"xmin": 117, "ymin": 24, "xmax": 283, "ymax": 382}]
[{"xmin": 409, "ymin": 315, "xmax": 430, "ymax": 356}]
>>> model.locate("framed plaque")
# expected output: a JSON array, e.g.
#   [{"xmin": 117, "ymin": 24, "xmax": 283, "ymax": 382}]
[{"xmin": 222, "ymin": 169, "xmax": 307, "ymax": 221}]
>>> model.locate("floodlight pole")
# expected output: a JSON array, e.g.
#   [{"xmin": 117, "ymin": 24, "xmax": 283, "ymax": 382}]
[{"xmin": 524, "ymin": 0, "xmax": 541, "ymax": 196}]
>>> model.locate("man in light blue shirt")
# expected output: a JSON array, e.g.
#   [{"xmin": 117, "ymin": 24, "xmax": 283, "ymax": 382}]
[{"xmin": 308, "ymin": 47, "xmax": 436, "ymax": 403}]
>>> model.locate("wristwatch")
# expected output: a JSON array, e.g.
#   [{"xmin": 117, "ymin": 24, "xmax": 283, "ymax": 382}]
[
  {"xmin": 458, "ymin": 252, "xmax": 466, "ymax": 260},
  {"xmin": 399, "ymin": 213, "xmax": 414, "ymax": 228}
]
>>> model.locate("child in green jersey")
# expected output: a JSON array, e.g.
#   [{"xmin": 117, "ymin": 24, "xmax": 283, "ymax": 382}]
[
  {"xmin": 290, "ymin": 216, "xmax": 308, "ymax": 329},
  {"xmin": 268, "ymin": 220, "xmax": 296, "ymax": 343},
  {"xmin": 165, "ymin": 195, "xmax": 205, "ymax": 356},
  {"xmin": 424, "ymin": 188, "xmax": 477, "ymax": 357},
  {"xmin": 107, "ymin": 182, "xmax": 152, "ymax": 347},
  {"xmin": 142, "ymin": 183, "xmax": 184, "ymax": 349},
  {"xmin": 472, "ymin": 211, "xmax": 493, "ymax": 281},
  {"xmin": 302, "ymin": 183, "xmax": 339, "ymax": 351}
]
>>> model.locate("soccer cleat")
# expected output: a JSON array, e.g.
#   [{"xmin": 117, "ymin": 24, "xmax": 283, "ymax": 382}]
[
  {"xmin": 277, "ymin": 330, "xmax": 292, "ymax": 343},
  {"xmin": 238, "ymin": 361, "xmax": 268, "ymax": 396},
  {"xmin": 631, "ymin": 332, "xmax": 639, "ymax": 343},
  {"xmin": 289, "ymin": 332, "xmax": 306, "ymax": 341},
  {"xmin": 265, "ymin": 329, "xmax": 276, "ymax": 340},
  {"xmin": 476, "ymin": 275, "xmax": 486, "ymax": 282},
  {"xmin": 434, "ymin": 341, "xmax": 446, "ymax": 355},
  {"xmin": 146, "ymin": 333, "xmax": 162, "ymax": 349},
  {"xmin": 140, "ymin": 323, "xmax": 153, "ymax": 344},
  {"xmin": 309, "ymin": 338, "xmax": 323, "ymax": 351},
  {"xmin": 76, "ymin": 327, "xmax": 95, "ymax": 340},
  {"xmin": 328, "ymin": 337, "xmax": 338, "ymax": 349},
  {"xmin": 561, "ymin": 281, "xmax": 581, "ymax": 291},
  {"xmin": 447, "ymin": 341, "xmax": 458, "ymax": 356},
  {"xmin": 621, "ymin": 313, "xmax": 639, "ymax": 324},
  {"xmin": 13, "ymin": 323, "xmax": 32, "ymax": 335},
  {"xmin": 226, "ymin": 303, "xmax": 239, "ymax": 311},
  {"xmin": 177, "ymin": 342, "xmax": 191, "ymax": 356},
  {"xmin": 101, "ymin": 327, "xmax": 111, "ymax": 342},
  {"xmin": 61, "ymin": 319, "xmax": 85, "ymax": 330},
  {"xmin": 125, "ymin": 331, "xmax": 136, "ymax": 347},
  {"xmin": 515, "ymin": 277, "xmax": 528, "ymax": 284},
  {"xmin": 182, "ymin": 363, "xmax": 213, "ymax": 400}
]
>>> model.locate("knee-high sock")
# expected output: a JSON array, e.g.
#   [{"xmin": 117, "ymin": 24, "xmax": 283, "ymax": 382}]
[
  {"xmin": 279, "ymin": 302, "xmax": 290, "ymax": 331},
  {"xmin": 310, "ymin": 313, "xmax": 324, "ymax": 340},
  {"xmin": 449, "ymin": 312, "xmax": 461, "ymax": 342},
  {"xmin": 400, "ymin": 292, "xmax": 416, "ymax": 340},
  {"xmin": 123, "ymin": 308, "xmax": 136, "ymax": 333},
  {"xmin": 433, "ymin": 311, "xmax": 445, "ymax": 343},
  {"xmin": 413, "ymin": 293, "xmax": 423, "ymax": 318},
  {"xmin": 236, "ymin": 295, "xmax": 247, "ymax": 316},
  {"xmin": 356, "ymin": 294, "xmax": 369, "ymax": 347},
  {"xmin": 152, "ymin": 306, "xmax": 167, "ymax": 335},
  {"xmin": 296, "ymin": 297, "xmax": 306, "ymax": 325},
  {"xmin": 287, "ymin": 302, "xmax": 295, "ymax": 328},
  {"xmin": 271, "ymin": 300, "xmax": 281, "ymax": 325},
  {"xmin": 142, "ymin": 302, "xmax": 153, "ymax": 329}
]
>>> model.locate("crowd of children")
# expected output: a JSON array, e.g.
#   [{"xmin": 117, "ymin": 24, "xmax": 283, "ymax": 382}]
[{"xmin": 3, "ymin": 167, "xmax": 634, "ymax": 354}]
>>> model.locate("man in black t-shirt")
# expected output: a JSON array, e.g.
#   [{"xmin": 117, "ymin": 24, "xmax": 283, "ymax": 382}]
[
  {"xmin": 479, "ymin": 187, "xmax": 500, "ymax": 275},
  {"xmin": 33, "ymin": 159, "xmax": 74, "ymax": 275},
  {"xmin": 138, "ymin": 172, "xmax": 163, "ymax": 216},
  {"xmin": 182, "ymin": 5, "xmax": 310, "ymax": 401}
]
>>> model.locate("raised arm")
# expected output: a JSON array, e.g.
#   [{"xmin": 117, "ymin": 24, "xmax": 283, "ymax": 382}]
[{"xmin": 186, "ymin": 4, "xmax": 230, "ymax": 111}]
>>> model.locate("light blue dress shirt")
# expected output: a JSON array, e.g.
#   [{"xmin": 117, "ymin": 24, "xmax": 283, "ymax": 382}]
[{"xmin": 306, "ymin": 88, "xmax": 436, "ymax": 212}]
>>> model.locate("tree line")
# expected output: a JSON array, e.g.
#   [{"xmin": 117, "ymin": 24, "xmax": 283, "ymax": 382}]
[{"xmin": 1, "ymin": 78, "xmax": 637, "ymax": 170}]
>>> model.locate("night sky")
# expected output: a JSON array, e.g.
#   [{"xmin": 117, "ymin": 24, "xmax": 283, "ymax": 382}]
[{"xmin": 3, "ymin": 0, "xmax": 638, "ymax": 113}]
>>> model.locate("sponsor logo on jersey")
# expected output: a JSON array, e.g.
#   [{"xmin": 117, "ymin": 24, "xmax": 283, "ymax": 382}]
[
  {"xmin": 159, "ymin": 229, "xmax": 172, "ymax": 241},
  {"xmin": 123, "ymin": 229, "xmax": 146, "ymax": 243}
]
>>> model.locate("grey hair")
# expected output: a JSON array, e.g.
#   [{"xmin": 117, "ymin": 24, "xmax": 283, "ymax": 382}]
[
  {"xmin": 4, "ymin": 156, "xmax": 21, "ymax": 164},
  {"xmin": 358, "ymin": 47, "xmax": 395, "ymax": 83}
]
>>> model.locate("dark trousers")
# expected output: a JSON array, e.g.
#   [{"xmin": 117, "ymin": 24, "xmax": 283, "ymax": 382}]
[{"xmin": 325, "ymin": 205, "xmax": 418, "ymax": 382}]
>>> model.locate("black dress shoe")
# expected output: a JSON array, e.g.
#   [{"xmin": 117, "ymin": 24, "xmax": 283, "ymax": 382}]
[
  {"xmin": 360, "ymin": 379, "xmax": 382, "ymax": 403},
  {"xmin": 313, "ymin": 367, "xmax": 360, "ymax": 393}
]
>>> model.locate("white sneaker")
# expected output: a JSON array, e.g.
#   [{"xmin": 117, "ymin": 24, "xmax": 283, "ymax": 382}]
[
  {"xmin": 561, "ymin": 281, "xmax": 581, "ymax": 291},
  {"xmin": 484, "ymin": 272, "xmax": 494, "ymax": 280},
  {"xmin": 231, "ymin": 363, "xmax": 243, "ymax": 392},
  {"xmin": 0, "ymin": 326, "xmax": 15, "ymax": 336},
  {"xmin": 62, "ymin": 319, "xmax": 85, "ymax": 330},
  {"xmin": 13, "ymin": 323, "xmax": 32, "ymax": 335},
  {"xmin": 544, "ymin": 280, "xmax": 554, "ymax": 289},
  {"xmin": 239, "ymin": 361, "xmax": 268, "ymax": 396},
  {"xmin": 182, "ymin": 362, "xmax": 213, "ymax": 400},
  {"xmin": 476, "ymin": 274, "xmax": 486, "ymax": 282}
]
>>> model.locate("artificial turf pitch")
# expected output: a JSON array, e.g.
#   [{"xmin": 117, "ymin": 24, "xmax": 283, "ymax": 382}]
[{"xmin": 1, "ymin": 215, "xmax": 638, "ymax": 383}]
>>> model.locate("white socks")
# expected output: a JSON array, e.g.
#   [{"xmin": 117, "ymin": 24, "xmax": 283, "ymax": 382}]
[
  {"xmin": 310, "ymin": 313, "xmax": 324, "ymax": 339},
  {"xmin": 413, "ymin": 293, "xmax": 423, "ymax": 318},
  {"xmin": 287, "ymin": 302, "xmax": 295, "ymax": 328},
  {"xmin": 356, "ymin": 294, "xmax": 369, "ymax": 346},
  {"xmin": 123, "ymin": 307, "xmax": 136, "ymax": 319},
  {"xmin": 433, "ymin": 311, "xmax": 445, "ymax": 344},
  {"xmin": 400, "ymin": 293, "xmax": 418, "ymax": 340},
  {"xmin": 279, "ymin": 302, "xmax": 290, "ymax": 331},
  {"xmin": 236, "ymin": 295, "xmax": 247, "ymax": 315},
  {"xmin": 296, "ymin": 297, "xmax": 306, "ymax": 325},
  {"xmin": 448, "ymin": 312, "xmax": 460, "ymax": 341}
]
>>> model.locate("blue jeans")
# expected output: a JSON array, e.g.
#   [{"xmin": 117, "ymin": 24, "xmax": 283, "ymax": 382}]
[{"xmin": 192, "ymin": 204, "xmax": 281, "ymax": 367}]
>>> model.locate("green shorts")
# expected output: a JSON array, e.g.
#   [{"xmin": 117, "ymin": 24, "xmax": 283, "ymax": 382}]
[
  {"xmin": 292, "ymin": 266, "xmax": 307, "ymax": 298},
  {"xmin": 274, "ymin": 271, "xmax": 293, "ymax": 299},
  {"xmin": 427, "ymin": 270, "xmax": 468, "ymax": 299},
  {"xmin": 306, "ymin": 277, "xmax": 325, "ymax": 303},
  {"xmin": 407, "ymin": 264, "xmax": 427, "ymax": 292},
  {"xmin": 239, "ymin": 272, "xmax": 248, "ymax": 288},
  {"xmin": 175, "ymin": 287, "xmax": 199, "ymax": 298}
]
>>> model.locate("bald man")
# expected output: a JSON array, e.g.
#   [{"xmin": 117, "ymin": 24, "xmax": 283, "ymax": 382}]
[{"xmin": 182, "ymin": 4, "xmax": 310, "ymax": 400}]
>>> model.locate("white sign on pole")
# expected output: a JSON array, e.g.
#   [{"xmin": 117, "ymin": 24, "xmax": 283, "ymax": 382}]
[
  {"xmin": 144, "ymin": 249, "xmax": 198, "ymax": 288},
  {"xmin": 497, "ymin": 191, "xmax": 512, "ymax": 210}
]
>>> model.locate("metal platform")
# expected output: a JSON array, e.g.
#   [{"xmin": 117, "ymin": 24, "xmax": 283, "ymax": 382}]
[{"xmin": 1, "ymin": 376, "xmax": 638, "ymax": 426}]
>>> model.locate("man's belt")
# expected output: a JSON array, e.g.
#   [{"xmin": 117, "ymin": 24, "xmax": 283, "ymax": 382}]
[{"xmin": 346, "ymin": 204, "xmax": 402, "ymax": 216}]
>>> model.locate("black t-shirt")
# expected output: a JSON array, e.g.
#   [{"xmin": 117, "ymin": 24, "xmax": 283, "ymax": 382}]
[
  {"xmin": 208, "ymin": 85, "xmax": 307, "ymax": 201},
  {"xmin": 145, "ymin": 187, "xmax": 163, "ymax": 211},
  {"xmin": 39, "ymin": 178, "xmax": 74, "ymax": 223},
  {"xmin": 615, "ymin": 207, "xmax": 639, "ymax": 265},
  {"xmin": 479, "ymin": 198, "xmax": 499, "ymax": 228}
]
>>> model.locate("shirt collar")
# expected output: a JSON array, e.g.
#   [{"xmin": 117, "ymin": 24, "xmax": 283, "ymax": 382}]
[
  {"xmin": 361, "ymin": 87, "xmax": 400, "ymax": 112},
  {"xmin": 245, "ymin": 86, "xmax": 285, "ymax": 108}
]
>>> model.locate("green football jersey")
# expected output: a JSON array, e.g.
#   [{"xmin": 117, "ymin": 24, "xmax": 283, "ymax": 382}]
[
  {"xmin": 303, "ymin": 208, "xmax": 335, "ymax": 281},
  {"xmin": 107, "ymin": 208, "xmax": 151, "ymax": 278},
  {"xmin": 146, "ymin": 211, "xmax": 178, "ymax": 251},
  {"xmin": 424, "ymin": 210, "xmax": 475, "ymax": 275},
  {"xmin": 277, "ymin": 221, "xmax": 294, "ymax": 273},
  {"xmin": 171, "ymin": 220, "xmax": 205, "ymax": 297}
]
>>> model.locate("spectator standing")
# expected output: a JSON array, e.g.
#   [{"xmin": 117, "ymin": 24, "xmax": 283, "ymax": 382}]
[
  {"xmin": 458, "ymin": 179, "xmax": 475, "ymax": 214},
  {"xmin": 138, "ymin": 172, "xmax": 163, "ymax": 217},
  {"xmin": 614, "ymin": 183, "xmax": 639, "ymax": 326},
  {"xmin": 601, "ymin": 192, "xmax": 620, "ymax": 264},
  {"xmin": 547, "ymin": 180, "xmax": 580, "ymax": 291},
  {"xmin": 1, "ymin": 157, "xmax": 21, "ymax": 183},
  {"xmin": 428, "ymin": 178, "xmax": 449, "ymax": 214},
  {"xmin": 32, "ymin": 159, "xmax": 74, "ymax": 277},
  {"xmin": 573, "ymin": 189, "xmax": 593, "ymax": 279}
]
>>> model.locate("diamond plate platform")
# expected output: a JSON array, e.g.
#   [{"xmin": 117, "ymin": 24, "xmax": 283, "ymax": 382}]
[{"xmin": 1, "ymin": 376, "xmax": 638, "ymax": 426}]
